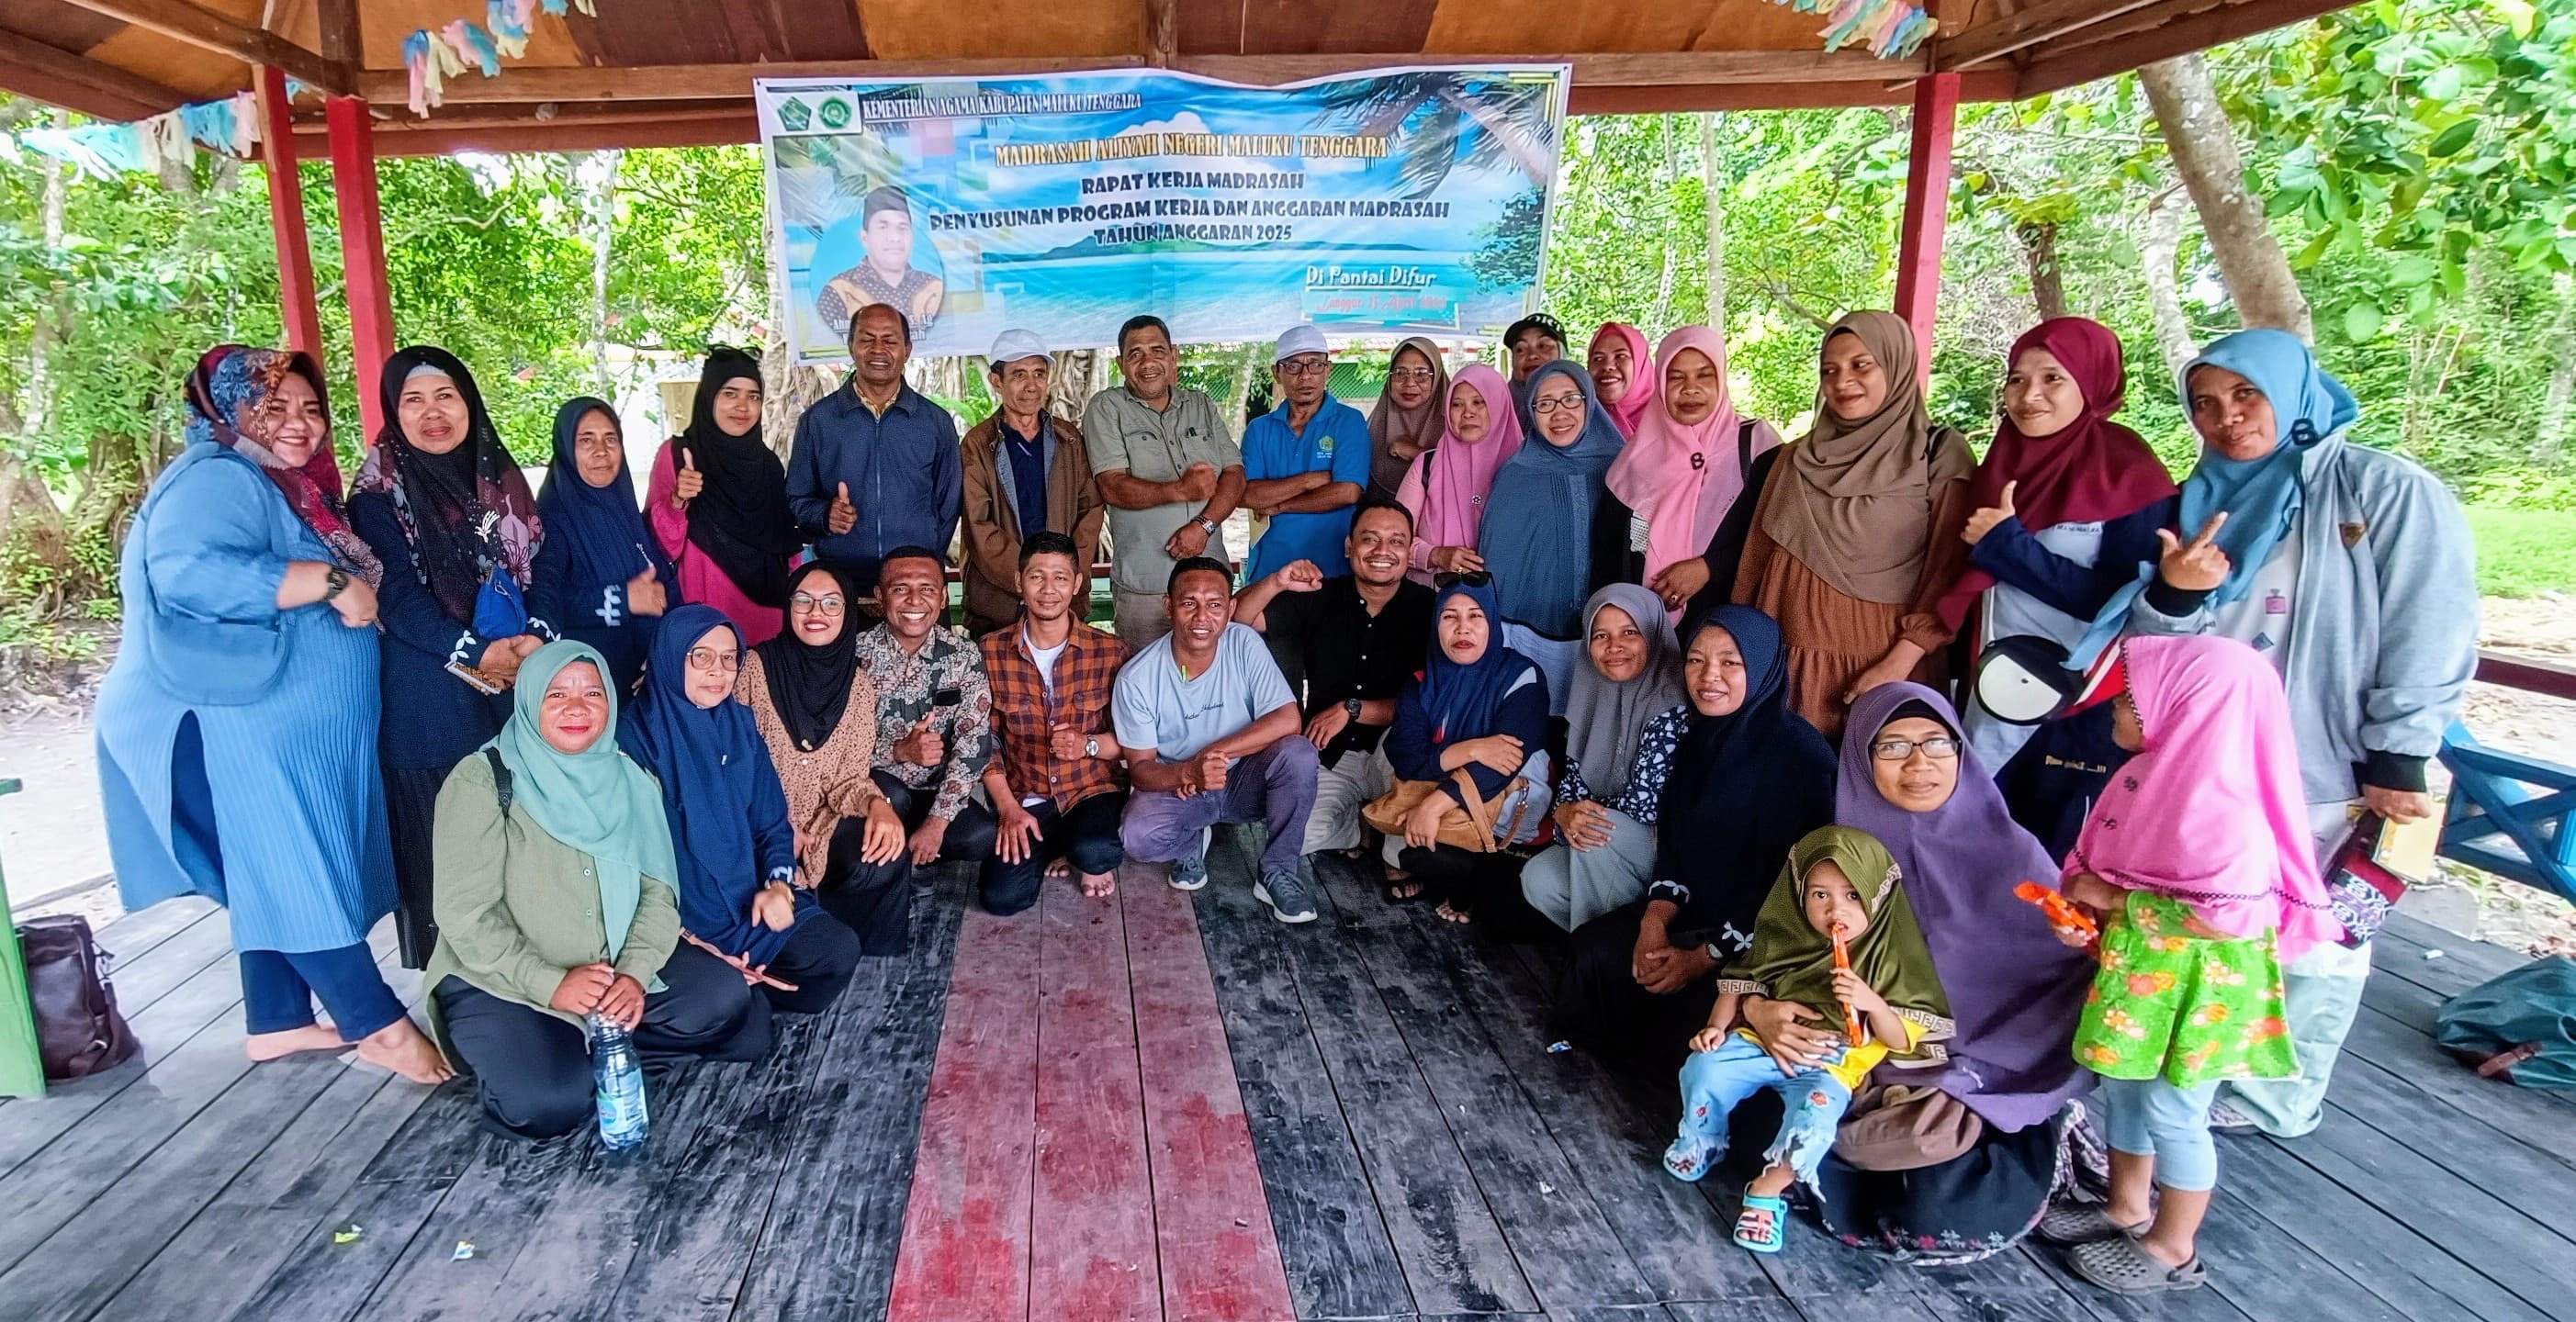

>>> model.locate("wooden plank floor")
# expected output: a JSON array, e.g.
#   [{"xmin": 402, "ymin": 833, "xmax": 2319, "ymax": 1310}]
[{"xmin": 5, "ymin": 843, "xmax": 2571, "ymax": 1322}]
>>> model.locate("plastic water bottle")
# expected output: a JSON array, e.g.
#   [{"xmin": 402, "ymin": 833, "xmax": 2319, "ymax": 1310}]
[{"xmin": 588, "ymin": 1014, "xmax": 648, "ymax": 1150}]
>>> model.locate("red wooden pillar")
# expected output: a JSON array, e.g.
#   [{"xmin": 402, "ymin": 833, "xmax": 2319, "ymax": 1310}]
[
  {"xmin": 1892, "ymin": 72, "xmax": 1962, "ymax": 375},
  {"xmin": 254, "ymin": 66, "xmax": 324, "ymax": 362},
  {"xmin": 326, "ymin": 96, "xmax": 398, "ymax": 443}
]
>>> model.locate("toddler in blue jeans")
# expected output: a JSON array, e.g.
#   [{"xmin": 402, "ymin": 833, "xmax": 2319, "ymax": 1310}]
[{"xmin": 1663, "ymin": 826, "xmax": 1952, "ymax": 1252}]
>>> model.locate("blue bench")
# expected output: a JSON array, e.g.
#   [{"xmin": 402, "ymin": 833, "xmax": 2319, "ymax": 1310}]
[{"xmin": 2439, "ymin": 695, "xmax": 2576, "ymax": 905}]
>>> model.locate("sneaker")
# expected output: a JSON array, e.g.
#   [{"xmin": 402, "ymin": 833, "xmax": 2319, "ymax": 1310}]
[
  {"xmin": 1254, "ymin": 869, "xmax": 1319, "ymax": 924},
  {"xmin": 1167, "ymin": 829, "xmax": 1211, "ymax": 891},
  {"xmin": 2206, "ymin": 1095, "xmax": 2262, "ymax": 1133}
]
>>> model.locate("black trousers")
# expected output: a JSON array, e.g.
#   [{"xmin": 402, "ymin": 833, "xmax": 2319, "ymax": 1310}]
[
  {"xmin": 872, "ymin": 768, "xmax": 1001, "ymax": 865},
  {"xmin": 978, "ymin": 790, "xmax": 1127, "ymax": 916},
  {"xmin": 433, "ymin": 942, "xmax": 771, "ymax": 1142},
  {"xmin": 815, "ymin": 813, "xmax": 917, "ymax": 957},
  {"xmin": 1550, "ymin": 899, "xmax": 1722, "ymax": 1072},
  {"xmin": 383, "ymin": 766, "xmax": 447, "ymax": 969},
  {"xmin": 763, "ymin": 908, "xmax": 865, "ymax": 1014},
  {"xmin": 1396, "ymin": 844, "xmax": 1548, "ymax": 937}
]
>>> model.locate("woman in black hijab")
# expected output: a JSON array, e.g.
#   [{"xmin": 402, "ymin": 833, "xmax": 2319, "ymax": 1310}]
[
  {"xmin": 529, "ymin": 397, "xmax": 677, "ymax": 695},
  {"xmin": 646, "ymin": 347, "xmax": 802, "ymax": 646}
]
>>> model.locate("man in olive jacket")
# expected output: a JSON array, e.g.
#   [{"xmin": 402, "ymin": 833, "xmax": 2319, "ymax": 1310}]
[{"xmin": 961, "ymin": 330, "xmax": 1108, "ymax": 634}]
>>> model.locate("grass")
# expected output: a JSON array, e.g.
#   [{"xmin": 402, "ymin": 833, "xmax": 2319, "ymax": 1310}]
[{"xmin": 2465, "ymin": 505, "xmax": 2576, "ymax": 598}]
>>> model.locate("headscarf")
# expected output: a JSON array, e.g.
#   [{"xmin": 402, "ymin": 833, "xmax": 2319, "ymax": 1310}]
[
  {"xmin": 1608, "ymin": 325, "xmax": 1776, "ymax": 588},
  {"xmin": 1760, "ymin": 310, "xmax": 1972, "ymax": 604},
  {"xmin": 1366, "ymin": 338, "xmax": 1450, "ymax": 501},
  {"xmin": 352, "ymin": 346, "xmax": 542, "ymax": 623},
  {"xmin": 1838, "ymin": 683, "xmax": 2091, "ymax": 1129},
  {"xmin": 1587, "ymin": 322, "xmax": 1655, "ymax": 437},
  {"xmin": 2173, "ymin": 328, "xmax": 2359, "ymax": 608},
  {"xmin": 182, "ymin": 345, "xmax": 380, "ymax": 585},
  {"xmin": 1562, "ymin": 584, "xmax": 1685, "ymax": 802},
  {"xmin": 752, "ymin": 560, "xmax": 861, "ymax": 752},
  {"xmin": 675, "ymin": 347, "xmax": 801, "ymax": 610},
  {"xmin": 1416, "ymin": 577, "xmax": 1539, "ymax": 744},
  {"xmin": 1479, "ymin": 360, "xmax": 1625, "ymax": 637},
  {"xmin": 2065, "ymin": 634, "xmax": 2343, "ymax": 962},
  {"xmin": 538, "ymin": 397, "xmax": 677, "ymax": 610},
  {"xmin": 482, "ymin": 641, "xmax": 675, "ymax": 966},
  {"xmin": 1411, "ymin": 365, "xmax": 1524, "ymax": 555},
  {"xmin": 619, "ymin": 604, "xmax": 795, "ymax": 968},
  {"xmin": 1652, "ymin": 605, "xmax": 1839, "ymax": 948},
  {"xmin": 1722, "ymin": 825, "xmax": 1952, "ymax": 1058}
]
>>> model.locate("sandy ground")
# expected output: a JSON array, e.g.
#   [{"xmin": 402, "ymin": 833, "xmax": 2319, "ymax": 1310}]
[{"xmin": 9, "ymin": 595, "xmax": 2574, "ymax": 954}]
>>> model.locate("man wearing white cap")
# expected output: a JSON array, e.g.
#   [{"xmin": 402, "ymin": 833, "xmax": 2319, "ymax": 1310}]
[
  {"xmin": 1239, "ymin": 323, "xmax": 1371, "ymax": 584},
  {"xmin": 960, "ymin": 330, "xmax": 1106, "ymax": 634}
]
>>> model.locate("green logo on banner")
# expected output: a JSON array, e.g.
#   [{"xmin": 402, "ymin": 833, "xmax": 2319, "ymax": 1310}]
[
  {"xmin": 819, "ymin": 97, "xmax": 853, "ymax": 129},
  {"xmin": 777, "ymin": 97, "xmax": 812, "ymax": 131}
]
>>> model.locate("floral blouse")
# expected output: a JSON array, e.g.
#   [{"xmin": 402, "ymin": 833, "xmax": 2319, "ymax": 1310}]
[{"xmin": 1555, "ymin": 704, "xmax": 1687, "ymax": 824}]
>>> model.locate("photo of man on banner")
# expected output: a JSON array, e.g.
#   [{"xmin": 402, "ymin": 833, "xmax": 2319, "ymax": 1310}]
[{"xmin": 816, "ymin": 185, "xmax": 946, "ymax": 341}]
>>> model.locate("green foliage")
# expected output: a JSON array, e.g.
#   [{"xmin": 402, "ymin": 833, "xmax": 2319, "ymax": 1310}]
[{"xmin": 2462, "ymin": 504, "xmax": 2576, "ymax": 595}]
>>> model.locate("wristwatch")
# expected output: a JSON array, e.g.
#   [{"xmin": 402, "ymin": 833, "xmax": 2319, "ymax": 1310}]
[
  {"xmin": 1194, "ymin": 515, "xmax": 1219, "ymax": 536},
  {"xmin": 1344, "ymin": 698, "xmax": 1364, "ymax": 723},
  {"xmin": 1085, "ymin": 736, "xmax": 1100, "ymax": 758},
  {"xmin": 322, "ymin": 566, "xmax": 350, "ymax": 601}
]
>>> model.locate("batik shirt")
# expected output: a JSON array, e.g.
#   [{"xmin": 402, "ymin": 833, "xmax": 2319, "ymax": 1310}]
[{"xmin": 853, "ymin": 622, "xmax": 993, "ymax": 821}]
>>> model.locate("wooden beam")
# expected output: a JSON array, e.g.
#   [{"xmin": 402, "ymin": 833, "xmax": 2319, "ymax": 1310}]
[
  {"xmin": 295, "ymin": 111, "xmax": 760, "ymax": 158},
  {"xmin": 256, "ymin": 66, "xmax": 324, "ymax": 362},
  {"xmin": 1892, "ymin": 72, "xmax": 1961, "ymax": 367},
  {"xmin": 355, "ymin": 56, "xmax": 1150, "ymax": 106},
  {"xmin": 0, "ymin": 32, "xmax": 192, "ymax": 119},
  {"xmin": 313, "ymin": 0, "xmax": 359, "ymax": 85},
  {"xmin": 1144, "ymin": 0, "xmax": 1177, "ymax": 67},
  {"xmin": 54, "ymin": 0, "xmax": 348, "ymax": 95},
  {"xmin": 324, "ymin": 95, "xmax": 396, "ymax": 441},
  {"xmin": 1572, "ymin": 66, "xmax": 2015, "ymax": 113},
  {"xmin": 2014, "ymin": 0, "xmax": 2354, "ymax": 96},
  {"xmin": 293, "ymin": 102, "xmax": 754, "ymax": 136},
  {"xmin": 1935, "ymin": 0, "xmax": 2168, "ymax": 71}
]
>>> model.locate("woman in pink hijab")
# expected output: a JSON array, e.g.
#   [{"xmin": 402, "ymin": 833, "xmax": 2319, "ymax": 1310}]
[
  {"xmin": 1395, "ymin": 364, "xmax": 1526, "ymax": 584},
  {"xmin": 1586, "ymin": 323, "xmax": 1656, "ymax": 438},
  {"xmin": 1604, "ymin": 326, "xmax": 1783, "ymax": 612}
]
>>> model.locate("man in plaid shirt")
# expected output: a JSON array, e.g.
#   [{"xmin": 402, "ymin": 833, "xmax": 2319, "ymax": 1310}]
[
  {"xmin": 856, "ymin": 546, "xmax": 996, "ymax": 868},
  {"xmin": 977, "ymin": 531, "xmax": 1132, "ymax": 913}
]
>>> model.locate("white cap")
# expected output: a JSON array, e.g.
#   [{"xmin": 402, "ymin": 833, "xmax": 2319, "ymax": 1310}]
[
  {"xmin": 986, "ymin": 329, "xmax": 1049, "ymax": 368},
  {"xmin": 1272, "ymin": 323, "xmax": 1329, "ymax": 363}
]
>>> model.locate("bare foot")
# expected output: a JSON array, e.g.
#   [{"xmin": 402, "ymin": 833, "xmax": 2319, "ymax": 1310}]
[
  {"xmin": 1045, "ymin": 859, "xmax": 1074, "ymax": 881},
  {"xmin": 245, "ymin": 1023, "xmax": 344, "ymax": 1062},
  {"xmin": 1079, "ymin": 870, "xmax": 1117, "ymax": 899},
  {"xmin": 1434, "ymin": 902, "xmax": 1471, "ymax": 924},
  {"xmin": 355, "ymin": 1018, "xmax": 455, "ymax": 1085}
]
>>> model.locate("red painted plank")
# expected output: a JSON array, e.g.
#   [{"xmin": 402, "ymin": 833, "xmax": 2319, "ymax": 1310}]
[
  {"xmin": 1125, "ymin": 880, "xmax": 1298, "ymax": 1322},
  {"xmin": 255, "ymin": 66, "xmax": 322, "ymax": 364},
  {"xmin": 324, "ymin": 95, "xmax": 397, "ymax": 444},
  {"xmin": 1891, "ymin": 71, "xmax": 1961, "ymax": 374},
  {"xmin": 886, "ymin": 906, "xmax": 1040, "ymax": 1322},
  {"xmin": 1030, "ymin": 884, "xmax": 1160, "ymax": 1322}
]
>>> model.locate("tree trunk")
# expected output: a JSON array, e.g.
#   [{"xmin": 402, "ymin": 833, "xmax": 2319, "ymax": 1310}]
[
  {"xmin": 1699, "ymin": 112, "xmax": 1727, "ymax": 330},
  {"xmin": 1049, "ymin": 350, "xmax": 1103, "ymax": 420},
  {"xmin": 760, "ymin": 182, "xmax": 838, "ymax": 454},
  {"xmin": 1224, "ymin": 342, "xmax": 1264, "ymax": 425},
  {"xmin": 2017, "ymin": 220, "xmax": 2067, "ymax": 320},
  {"xmin": 2138, "ymin": 53, "xmax": 2312, "ymax": 340},
  {"xmin": 2538, "ymin": 270, "xmax": 2575, "ymax": 465},
  {"xmin": 588, "ymin": 151, "xmax": 623, "ymax": 402},
  {"xmin": 21, "ymin": 112, "xmax": 69, "ymax": 443},
  {"xmin": 2139, "ymin": 186, "xmax": 2198, "ymax": 385}
]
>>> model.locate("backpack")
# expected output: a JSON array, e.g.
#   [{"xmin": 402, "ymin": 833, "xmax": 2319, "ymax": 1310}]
[
  {"xmin": 2435, "ymin": 958, "xmax": 2576, "ymax": 1089},
  {"xmin": 22, "ymin": 914, "xmax": 140, "ymax": 1081}
]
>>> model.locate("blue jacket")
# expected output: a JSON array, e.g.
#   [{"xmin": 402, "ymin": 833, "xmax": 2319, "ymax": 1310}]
[{"xmin": 786, "ymin": 378, "xmax": 962, "ymax": 592}]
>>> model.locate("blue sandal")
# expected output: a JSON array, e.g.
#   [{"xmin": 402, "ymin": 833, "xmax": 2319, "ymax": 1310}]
[{"xmin": 1734, "ymin": 1193, "xmax": 1788, "ymax": 1253}]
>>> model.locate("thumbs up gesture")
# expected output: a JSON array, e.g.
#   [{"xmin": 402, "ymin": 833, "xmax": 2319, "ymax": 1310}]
[
  {"xmin": 627, "ymin": 563, "xmax": 667, "ymax": 617},
  {"xmin": 827, "ymin": 480, "xmax": 858, "ymax": 536},
  {"xmin": 672, "ymin": 447, "xmax": 704, "ymax": 506},
  {"xmin": 1963, "ymin": 479, "xmax": 2016, "ymax": 545}
]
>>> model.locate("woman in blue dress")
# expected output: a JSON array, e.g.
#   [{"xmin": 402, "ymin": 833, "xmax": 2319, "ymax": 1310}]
[
  {"xmin": 528, "ymin": 397, "xmax": 675, "ymax": 696},
  {"xmin": 94, "ymin": 345, "xmax": 450, "ymax": 1083}
]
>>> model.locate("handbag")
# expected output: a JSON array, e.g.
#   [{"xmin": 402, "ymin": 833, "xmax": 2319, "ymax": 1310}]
[
  {"xmin": 1362, "ymin": 767, "xmax": 1530, "ymax": 854},
  {"xmin": 20, "ymin": 914, "xmax": 140, "ymax": 1081},
  {"xmin": 2322, "ymin": 812, "xmax": 2410, "ymax": 947},
  {"xmin": 2435, "ymin": 958, "xmax": 2576, "ymax": 1090}
]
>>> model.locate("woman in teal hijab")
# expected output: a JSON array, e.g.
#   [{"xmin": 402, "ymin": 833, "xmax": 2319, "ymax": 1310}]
[{"xmin": 423, "ymin": 640, "xmax": 772, "ymax": 1141}]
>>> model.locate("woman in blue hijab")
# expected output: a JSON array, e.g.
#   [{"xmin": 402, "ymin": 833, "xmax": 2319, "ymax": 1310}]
[
  {"xmin": 529, "ymin": 398, "xmax": 678, "ymax": 694},
  {"xmin": 619, "ymin": 604, "xmax": 862, "ymax": 1016},
  {"xmin": 2086, "ymin": 326, "xmax": 2476, "ymax": 1143},
  {"xmin": 1479, "ymin": 359, "xmax": 1635, "ymax": 637},
  {"xmin": 1383, "ymin": 576, "xmax": 1555, "ymax": 925}
]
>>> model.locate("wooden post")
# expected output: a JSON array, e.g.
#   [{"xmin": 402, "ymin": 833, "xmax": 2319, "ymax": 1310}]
[
  {"xmin": 255, "ymin": 66, "xmax": 324, "ymax": 363},
  {"xmin": 1892, "ymin": 72, "xmax": 1960, "ymax": 374},
  {"xmin": 327, "ymin": 96, "xmax": 397, "ymax": 443}
]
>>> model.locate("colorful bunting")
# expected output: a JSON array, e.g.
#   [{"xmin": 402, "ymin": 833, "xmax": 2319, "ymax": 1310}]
[{"xmin": 1764, "ymin": 0, "xmax": 1933, "ymax": 58}]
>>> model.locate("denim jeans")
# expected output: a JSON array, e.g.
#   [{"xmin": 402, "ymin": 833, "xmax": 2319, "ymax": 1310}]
[{"xmin": 1670, "ymin": 1032, "xmax": 1856, "ymax": 1190}]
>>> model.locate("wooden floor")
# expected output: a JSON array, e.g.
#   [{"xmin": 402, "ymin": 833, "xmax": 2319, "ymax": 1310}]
[{"xmin": 4, "ymin": 827, "xmax": 2572, "ymax": 1322}]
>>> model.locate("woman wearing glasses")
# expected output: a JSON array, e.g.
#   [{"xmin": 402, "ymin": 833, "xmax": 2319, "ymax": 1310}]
[
  {"xmin": 622, "ymin": 603, "xmax": 867, "ymax": 1016},
  {"xmin": 1365, "ymin": 338, "xmax": 1451, "ymax": 504},
  {"xmin": 1477, "ymin": 360, "xmax": 1633, "ymax": 638},
  {"xmin": 736, "ymin": 566, "xmax": 913, "ymax": 955}
]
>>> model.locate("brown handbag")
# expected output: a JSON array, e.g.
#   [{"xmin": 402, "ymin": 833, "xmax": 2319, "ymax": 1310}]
[
  {"xmin": 21, "ymin": 914, "xmax": 139, "ymax": 1081},
  {"xmin": 1362, "ymin": 768, "xmax": 1530, "ymax": 854}
]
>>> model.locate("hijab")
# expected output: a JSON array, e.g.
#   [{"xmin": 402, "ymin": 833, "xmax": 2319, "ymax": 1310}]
[
  {"xmin": 537, "ymin": 397, "xmax": 677, "ymax": 607},
  {"xmin": 1653, "ymin": 605, "xmax": 1839, "ymax": 947},
  {"xmin": 1608, "ymin": 325, "xmax": 1777, "ymax": 588},
  {"xmin": 482, "ymin": 641, "xmax": 674, "ymax": 965},
  {"xmin": 1837, "ymin": 683, "xmax": 2091, "ymax": 1129},
  {"xmin": 1412, "ymin": 365, "xmax": 1524, "ymax": 554},
  {"xmin": 2174, "ymin": 328, "xmax": 2358, "ymax": 608},
  {"xmin": 1417, "ymin": 577, "xmax": 1539, "ymax": 744},
  {"xmin": 1367, "ymin": 338, "xmax": 1451, "ymax": 501},
  {"xmin": 182, "ymin": 345, "xmax": 381, "ymax": 586},
  {"xmin": 619, "ymin": 604, "xmax": 795, "ymax": 967},
  {"xmin": 1562, "ymin": 583, "xmax": 1685, "ymax": 802},
  {"xmin": 2065, "ymin": 634, "xmax": 2343, "ymax": 962},
  {"xmin": 352, "ymin": 346, "xmax": 543, "ymax": 623},
  {"xmin": 753, "ymin": 560, "xmax": 861, "ymax": 751},
  {"xmin": 1723, "ymin": 826, "xmax": 1952, "ymax": 1056},
  {"xmin": 1761, "ymin": 310, "xmax": 1972, "ymax": 604},
  {"xmin": 1587, "ymin": 322, "xmax": 1656, "ymax": 437},
  {"xmin": 1479, "ymin": 360, "xmax": 1625, "ymax": 637},
  {"xmin": 675, "ymin": 347, "xmax": 802, "ymax": 610}
]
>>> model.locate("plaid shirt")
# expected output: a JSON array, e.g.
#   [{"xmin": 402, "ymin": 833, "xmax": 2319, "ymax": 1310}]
[
  {"xmin": 979, "ymin": 622, "xmax": 1131, "ymax": 812},
  {"xmin": 853, "ymin": 622, "xmax": 993, "ymax": 821}
]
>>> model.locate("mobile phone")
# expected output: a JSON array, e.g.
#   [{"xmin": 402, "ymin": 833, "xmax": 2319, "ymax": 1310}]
[{"xmin": 932, "ymin": 688, "xmax": 962, "ymax": 708}]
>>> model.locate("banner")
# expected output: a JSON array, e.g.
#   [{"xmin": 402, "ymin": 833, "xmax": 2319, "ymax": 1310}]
[{"xmin": 756, "ymin": 66, "xmax": 1569, "ymax": 363}]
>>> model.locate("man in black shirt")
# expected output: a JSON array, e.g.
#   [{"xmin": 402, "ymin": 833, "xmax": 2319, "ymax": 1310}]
[{"xmin": 1235, "ymin": 495, "xmax": 1434, "ymax": 885}]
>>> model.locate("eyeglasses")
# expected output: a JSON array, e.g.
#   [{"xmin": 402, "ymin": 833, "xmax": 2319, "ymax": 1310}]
[
  {"xmin": 1870, "ymin": 735, "xmax": 1961, "ymax": 762},
  {"xmin": 1434, "ymin": 570, "xmax": 1492, "ymax": 589},
  {"xmin": 686, "ymin": 647, "xmax": 741, "ymax": 674},
  {"xmin": 1530, "ymin": 395, "xmax": 1586, "ymax": 415},
  {"xmin": 1278, "ymin": 358, "xmax": 1332, "ymax": 377},
  {"xmin": 1388, "ymin": 367, "xmax": 1438, "ymax": 383},
  {"xmin": 791, "ymin": 593, "xmax": 846, "ymax": 615}
]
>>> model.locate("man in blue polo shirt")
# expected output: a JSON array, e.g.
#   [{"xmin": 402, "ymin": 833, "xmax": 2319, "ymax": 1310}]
[
  {"xmin": 786, "ymin": 301, "xmax": 963, "ymax": 596},
  {"xmin": 1239, "ymin": 323, "xmax": 1370, "ymax": 583}
]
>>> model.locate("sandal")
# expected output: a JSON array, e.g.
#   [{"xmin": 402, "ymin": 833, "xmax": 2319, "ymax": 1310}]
[
  {"xmin": 2037, "ymin": 1203, "xmax": 2145, "ymax": 1246},
  {"xmin": 1381, "ymin": 875, "xmax": 1425, "ymax": 904},
  {"xmin": 1661, "ymin": 1134, "xmax": 1716, "ymax": 1183},
  {"xmin": 2067, "ymin": 1235, "xmax": 2207, "ymax": 1294},
  {"xmin": 1733, "ymin": 1193, "xmax": 1788, "ymax": 1254}
]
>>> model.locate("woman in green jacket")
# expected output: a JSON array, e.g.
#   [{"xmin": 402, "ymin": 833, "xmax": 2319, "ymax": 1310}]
[{"xmin": 425, "ymin": 640, "xmax": 771, "ymax": 1140}]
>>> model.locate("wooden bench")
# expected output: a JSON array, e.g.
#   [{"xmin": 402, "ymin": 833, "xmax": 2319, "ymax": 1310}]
[{"xmin": 2438, "ymin": 652, "xmax": 2576, "ymax": 904}]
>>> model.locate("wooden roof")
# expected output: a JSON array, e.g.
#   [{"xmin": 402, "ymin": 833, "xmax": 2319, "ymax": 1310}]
[{"xmin": 1, "ymin": 0, "xmax": 2355, "ymax": 155}]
